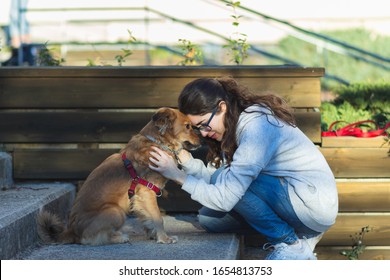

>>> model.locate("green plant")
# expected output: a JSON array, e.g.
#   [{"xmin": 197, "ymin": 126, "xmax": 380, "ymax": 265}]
[
  {"xmin": 382, "ymin": 136, "xmax": 390, "ymax": 156},
  {"xmin": 334, "ymin": 81, "xmax": 390, "ymax": 123},
  {"xmin": 115, "ymin": 30, "xmax": 137, "ymax": 66},
  {"xmin": 36, "ymin": 43, "xmax": 65, "ymax": 66},
  {"xmin": 86, "ymin": 58, "xmax": 97, "ymax": 66},
  {"xmin": 321, "ymin": 81, "xmax": 390, "ymax": 155},
  {"xmin": 178, "ymin": 39, "xmax": 203, "ymax": 66},
  {"xmin": 86, "ymin": 57, "xmax": 109, "ymax": 67},
  {"xmin": 223, "ymin": 1, "xmax": 250, "ymax": 65},
  {"xmin": 321, "ymin": 101, "xmax": 373, "ymax": 131},
  {"xmin": 321, "ymin": 81, "xmax": 390, "ymax": 130},
  {"xmin": 340, "ymin": 226, "xmax": 372, "ymax": 260}
]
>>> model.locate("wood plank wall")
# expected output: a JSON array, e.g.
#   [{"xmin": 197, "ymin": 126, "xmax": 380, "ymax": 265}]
[
  {"xmin": 0, "ymin": 66, "xmax": 323, "ymax": 181},
  {"xmin": 1, "ymin": 66, "xmax": 389, "ymax": 259}
]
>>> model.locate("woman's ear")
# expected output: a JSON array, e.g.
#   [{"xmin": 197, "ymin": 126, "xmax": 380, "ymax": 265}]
[{"xmin": 219, "ymin": 101, "xmax": 227, "ymax": 113}]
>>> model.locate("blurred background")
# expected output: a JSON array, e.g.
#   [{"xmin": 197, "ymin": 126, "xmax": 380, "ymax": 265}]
[{"xmin": 1, "ymin": 0, "xmax": 389, "ymax": 89}]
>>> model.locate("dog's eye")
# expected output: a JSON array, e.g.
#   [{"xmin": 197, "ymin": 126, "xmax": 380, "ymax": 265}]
[{"xmin": 185, "ymin": 124, "xmax": 191, "ymax": 130}]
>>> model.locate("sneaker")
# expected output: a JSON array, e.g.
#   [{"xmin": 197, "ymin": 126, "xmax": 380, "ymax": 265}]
[
  {"xmin": 264, "ymin": 239, "xmax": 317, "ymax": 260},
  {"xmin": 306, "ymin": 233, "xmax": 324, "ymax": 251}
]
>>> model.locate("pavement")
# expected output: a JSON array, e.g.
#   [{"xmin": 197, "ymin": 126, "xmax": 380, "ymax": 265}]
[{"xmin": 0, "ymin": 182, "xmax": 243, "ymax": 260}]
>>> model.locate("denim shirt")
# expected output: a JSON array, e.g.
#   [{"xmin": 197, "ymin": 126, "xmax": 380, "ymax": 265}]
[{"xmin": 181, "ymin": 105, "xmax": 338, "ymax": 232}]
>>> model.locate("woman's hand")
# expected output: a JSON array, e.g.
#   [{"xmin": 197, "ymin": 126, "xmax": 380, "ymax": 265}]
[
  {"xmin": 149, "ymin": 146, "xmax": 187, "ymax": 185},
  {"xmin": 177, "ymin": 149, "xmax": 192, "ymax": 164}
]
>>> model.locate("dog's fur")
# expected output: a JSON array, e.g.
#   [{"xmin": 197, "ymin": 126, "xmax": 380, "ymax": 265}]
[{"xmin": 37, "ymin": 107, "xmax": 200, "ymax": 245}]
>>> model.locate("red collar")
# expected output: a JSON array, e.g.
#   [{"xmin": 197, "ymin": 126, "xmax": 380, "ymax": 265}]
[{"xmin": 121, "ymin": 153, "xmax": 162, "ymax": 197}]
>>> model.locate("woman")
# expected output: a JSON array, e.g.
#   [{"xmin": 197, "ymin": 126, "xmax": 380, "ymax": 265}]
[{"xmin": 149, "ymin": 77, "xmax": 338, "ymax": 260}]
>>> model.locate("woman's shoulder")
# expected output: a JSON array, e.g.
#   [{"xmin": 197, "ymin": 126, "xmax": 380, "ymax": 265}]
[
  {"xmin": 239, "ymin": 105, "xmax": 275, "ymax": 126},
  {"xmin": 244, "ymin": 104, "xmax": 271, "ymax": 113},
  {"xmin": 237, "ymin": 104, "xmax": 293, "ymax": 140}
]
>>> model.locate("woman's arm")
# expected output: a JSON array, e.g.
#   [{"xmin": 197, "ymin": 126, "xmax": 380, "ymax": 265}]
[
  {"xmin": 149, "ymin": 115, "xmax": 277, "ymax": 211},
  {"xmin": 181, "ymin": 118, "xmax": 278, "ymax": 211},
  {"xmin": 149, "ymin": 146, "xmax": 187, "ymax": 185},
  {"xmin": 178, "ymin": 149, "xmax": 214, "ymax": 182}
]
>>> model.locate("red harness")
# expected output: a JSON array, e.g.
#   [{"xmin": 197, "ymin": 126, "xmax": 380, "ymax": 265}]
[{"xmin": 121, "ymin": 153, "xmax": 162, "ymax": 197}]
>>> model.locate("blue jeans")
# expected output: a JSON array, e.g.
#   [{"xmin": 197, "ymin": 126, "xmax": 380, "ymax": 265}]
[{"xmin": 198, "ymin": 168, "xmax": 321, "ymax": 245}]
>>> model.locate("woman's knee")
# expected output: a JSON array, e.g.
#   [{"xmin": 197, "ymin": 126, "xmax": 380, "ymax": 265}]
[
  {"xmin": 198, "ymin": 213, "xmax": 222, "ymax": 233},
  {"xmin": 198, "ymin": 207, "xmax": 250, "ymax": 233},
  {"xmin": 198, "ymin": 207, "xmax": 228, "ymax": 233}
]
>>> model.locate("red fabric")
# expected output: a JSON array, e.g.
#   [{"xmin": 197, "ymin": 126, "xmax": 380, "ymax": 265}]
[
  {"xmin": 121, "ymin": 153, "xmax": 162, "ymax": 197},
  {"xmin": 322, "ymin": 120, "xmax": 390, "ymax": 137}
]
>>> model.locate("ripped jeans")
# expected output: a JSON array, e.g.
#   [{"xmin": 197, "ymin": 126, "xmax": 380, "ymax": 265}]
[{"xmin": 198, "ymin": 168, "xmax": 321, "ymax": 245}]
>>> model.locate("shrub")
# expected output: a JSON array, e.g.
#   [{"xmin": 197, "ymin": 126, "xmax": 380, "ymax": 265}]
[{"xmin": 321, "ymin": 81, "xmax": 390, "ymax": 130}]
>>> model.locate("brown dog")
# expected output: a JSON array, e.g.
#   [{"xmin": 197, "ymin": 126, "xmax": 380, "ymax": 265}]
[{"xmin": 37, "ymin": 107, "xmax": 201, "ymax": 245}]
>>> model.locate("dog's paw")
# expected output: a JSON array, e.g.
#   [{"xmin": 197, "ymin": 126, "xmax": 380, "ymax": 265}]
[
  {"xmin": 157, "ymin": 235, "xmax": 178, "ymax": 244},
  {"xmin": 111, "ymin": 231, "xmax": 131, "ymax": 244},
  {"xmin": 121, "ymin": 234, "xmax": 131, "ymax": 243},
  {"xmin": 169, "ymin": 235, "xmax": 178, "ymax": 244}
]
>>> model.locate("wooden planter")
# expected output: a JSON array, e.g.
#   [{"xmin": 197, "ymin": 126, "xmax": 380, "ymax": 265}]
[{"xmin": 318, "ymin": 136, "xmax": 390, "ymax": 259}]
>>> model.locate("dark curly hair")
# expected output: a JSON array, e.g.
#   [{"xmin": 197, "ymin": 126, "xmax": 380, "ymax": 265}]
[{"xmin": 178, "ymin": 77, "xmax": 296, "ymax": 168}]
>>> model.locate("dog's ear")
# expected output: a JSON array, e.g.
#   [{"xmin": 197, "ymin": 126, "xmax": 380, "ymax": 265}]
[{"xmin": 152, "ymin": 108, "xmax": 176, "ymax": 135}]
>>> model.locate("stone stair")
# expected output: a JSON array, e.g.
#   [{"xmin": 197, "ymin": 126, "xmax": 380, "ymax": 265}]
[{"xmin": 0, "ymin": 152, "xmax": 241, "ymax": 260}]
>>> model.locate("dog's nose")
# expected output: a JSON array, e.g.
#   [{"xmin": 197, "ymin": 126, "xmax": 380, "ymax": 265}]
[{"xmin": 184, "ymin": 141, "xmax": 201, "ymax": 151}]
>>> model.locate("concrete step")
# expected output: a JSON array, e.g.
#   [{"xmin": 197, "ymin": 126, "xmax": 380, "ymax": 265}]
[
  {"xmin": 0, "ymin": 183, "xmax": 240, "ymax": 260},
  {"xmin": 0, "ymin": 183, "xmax": 76, "ymax": 259},
  {"xmin": 18, "ymin": 215, "xmax": 240, "ymax": 260},
  {"xmin": 0, "ymin": 153, "xmax": 13, "ymax": 190}
]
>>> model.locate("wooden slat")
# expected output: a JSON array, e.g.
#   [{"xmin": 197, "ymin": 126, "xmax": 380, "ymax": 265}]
[
  {"xmin": 13, "ymin": 149, "xmax": 118, "ymax": 179},
  {"xmin": 0, "ymin": 78, "xmax": 185, "ymax": 109},
  {"xmin": 241, "ymin": 77, "xmax": 320, "ymax": 108},
  {"xmin": 0, "ymin": 66, "xmax": 323, "ymax": 108},
  {"xmin": 0, "ymin": 66, "xmax": 326, "ymax": 78},
  {"xmin": 245, "ymin": 214, "xmax": 390, "ymax": 247},
  {"xmin": 322, "ymin": 136, "xmax": 387, "ymax": 148},
  {"xmin": 296, "ymin": 111, "xmax": 321, "ymax": 143},
  {"xmin": 12, "ymin": 147, "xmax": 208, "ymax": 180},
  {"xmin": 0, "ymin": 77, "xmax": 319, "ymax": 109},
  {"xmin": 0, "ymin": 111, "xmax": 153, "ymax": 143},
  {"xmin": 320, "ymin": 214, "xmax": 390, "ymax": 246},
  {"xmin": 320, "ymin": 147, "xmax": 390, "ymax": 178},
  {"xmin": 0, "ymin": 111, "xmax": 320, "ymax": 143},
  {"xmin": 337, "ymin": 180, "xmax": 390, "ymax": 212}
]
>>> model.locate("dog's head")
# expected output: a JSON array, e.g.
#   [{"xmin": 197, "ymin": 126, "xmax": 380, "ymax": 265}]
[{"xmin": 152, "ymin": 107, "xmax": 201, "ymax": 151}]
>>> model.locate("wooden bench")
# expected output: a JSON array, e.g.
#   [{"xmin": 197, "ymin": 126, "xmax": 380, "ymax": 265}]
[{"xmin": 1, "ymin": 66, "xmax": 389, "ymax": 259}]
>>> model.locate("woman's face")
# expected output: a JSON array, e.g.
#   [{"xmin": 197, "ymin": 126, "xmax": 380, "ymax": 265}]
[{"xmin": 187, "ymin": 102, "xmax": 226, "ymax": 142}]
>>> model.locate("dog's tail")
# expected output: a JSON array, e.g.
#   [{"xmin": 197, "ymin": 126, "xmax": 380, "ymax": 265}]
[{"xmin": 36, "ymin": 210, "xmax": 75, "ymax": 244}]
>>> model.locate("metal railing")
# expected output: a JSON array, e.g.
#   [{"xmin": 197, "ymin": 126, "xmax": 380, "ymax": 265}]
[{"xmin": 8, "ymin": 1, "xmax": 390, "ymax": 85}]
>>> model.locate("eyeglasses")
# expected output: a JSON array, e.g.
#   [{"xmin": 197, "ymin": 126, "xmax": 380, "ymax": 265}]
[{"xmin": 193, "ymin": 107, "xmax": 217, "ymax": 132}]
